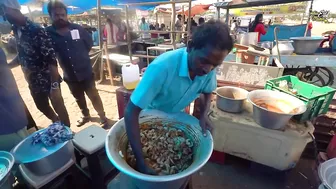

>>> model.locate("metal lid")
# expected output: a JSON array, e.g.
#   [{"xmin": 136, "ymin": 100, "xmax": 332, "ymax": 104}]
[{"xmin": 11, "ymin": 127, "xmax": 72, "ymax": 164}]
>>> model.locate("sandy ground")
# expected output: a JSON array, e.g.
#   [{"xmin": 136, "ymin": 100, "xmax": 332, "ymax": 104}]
[{"xmin": 11, "ymin": 63, "xmax": 121, "ymax": 133}]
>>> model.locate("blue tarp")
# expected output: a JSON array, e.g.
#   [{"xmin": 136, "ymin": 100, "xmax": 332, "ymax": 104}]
[
  {"xmin": 260, "ymin": 24, "xmax": 310, "ymax": 42},
  {"xmin": 19, "ymin": 0, "xmax": 164, "ymax": 13}
]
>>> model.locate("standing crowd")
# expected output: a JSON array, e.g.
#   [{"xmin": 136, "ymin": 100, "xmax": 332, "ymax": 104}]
[{"xmin": 0, "ymin": 0, "xmax": 109, "ymax": 157}]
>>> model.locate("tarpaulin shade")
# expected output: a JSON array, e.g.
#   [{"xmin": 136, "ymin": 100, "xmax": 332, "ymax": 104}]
[
  {"xmin": 214, "ymin": 0, "xmax": 310, "ymax": 9},
  {"xmin": 18, "ymin": 0, "xmax": 182, "ymax": 12},
  {"xmin": 182, "ymin": 4, "xmax": 210, "ymax": 16}
]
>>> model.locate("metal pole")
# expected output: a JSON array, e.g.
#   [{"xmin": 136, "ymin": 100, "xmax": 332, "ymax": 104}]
[
  {"xmin": 97, "ymin": 0, "xmax": 102, "ymax": 49},
  {"xmin": 225, "ymin": 7, "xmax": 230, "ymax": 24},
  {"xmin": 97, "ymin": 0, "xmax": 105, "ymax": 84},
  {"xmin": 217, "ymin": 7, "xmax": 220, "ymax": 20},
  {"xmin": 125, "ymin": 5, "xmax": 133, "ymax": 61},
  {"xmin": 304, "ymin": 0, "xmax": 314, "ymax": 37},
  {"xmin": 171, "ymin": 0, "xmax": 176, "ymax": 49},
  {"xmin": 187, "ymin": 0, "xmax": 191, "ymax": 42}
]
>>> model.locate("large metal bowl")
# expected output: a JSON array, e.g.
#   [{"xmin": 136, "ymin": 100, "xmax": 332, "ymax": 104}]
[
  {"xmin": 105, "ymin": 109, "xmax": 213, "ymax": 189},
  {"xmin": 247, "ymin": 90, "xmax": 307, "ymax": 130},
  {"xmin": 216, "ymin": 86, "xmax": 249, "ymax": 113},
  {"xmin": 290, "ymin": 36, "xmax": 326, "ymax": 55},
  {"xmin": 11, "ymin": 127, "xmax": 74, "ymax": 176}
]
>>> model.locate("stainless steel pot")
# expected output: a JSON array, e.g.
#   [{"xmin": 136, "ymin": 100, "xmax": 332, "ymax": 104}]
[
  {"xmin": 216, "ymin": 86, "xmax": 249, "ymax": 113},
  {"xmin": 11, "ymin": 128, "xmax": 74, "ymax": 176},
  {"xmin": 272, "ymin": 40, "xmax": 294, "ymax": 55},
  {"xmin": 290, "ymin": 36, "xmax": 326, "ymax": 55},
  {"xmin": 247, "ymin": 90, "xmax": 307, "ymax": 130},
  {"xmin": 237, "ymin": 32, "xmax": 258, "ymax": 46},
  {"xmin": 105, "ymin": 109, "xmax": 213, "ymax": 189}
]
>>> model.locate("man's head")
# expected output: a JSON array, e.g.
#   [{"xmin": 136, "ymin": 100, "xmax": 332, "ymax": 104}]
[
  {"xmin": 141, "ymin": 17, "xmax": 146, "ymax": 23},
  {"xmin": 199, "ymin": 17, "xmax": 205, "ymax": 25},
  {"xmin": 187, "ymin": 20, "xmax": 233, "ymax": 77},
  {"xmin": 0, "ymin": 0, "xmax": 23, "ymax": 25},
  {"xmin": 177, "ymin": 14, "xmax": 182, "ymax": 20},
  {"xmin": 48, "ymin": 0, "xmax": 69, "ymax": 29}
]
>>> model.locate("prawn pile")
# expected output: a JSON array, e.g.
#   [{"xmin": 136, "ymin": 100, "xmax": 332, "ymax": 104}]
[{"xmin": 126, "ymin": 124, "xmax": 193, "ymax": 175}]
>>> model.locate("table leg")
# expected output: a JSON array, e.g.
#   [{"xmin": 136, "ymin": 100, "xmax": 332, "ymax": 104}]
[{"xmin": 87, "ymin": 155, "xmax": 105, "ymax": 189}]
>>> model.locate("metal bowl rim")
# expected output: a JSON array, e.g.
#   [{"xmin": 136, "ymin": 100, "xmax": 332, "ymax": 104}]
[
  {"xmin": 216, "ymin": 86, "xmax": 249, "ymax": 101},
  {"xmin": 105, "ymin": 111, "xmax": 214, "ymax": 182},
  {"xmin": 247, "ymin": 90, "xmax": 307, "ymax": 116},
  {"xmin": 11, "ymin": 126, "xmax": 72, "ymax": 163}
]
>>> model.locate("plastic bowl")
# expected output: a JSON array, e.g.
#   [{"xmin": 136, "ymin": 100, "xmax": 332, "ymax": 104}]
[{"xmin": 0, "ymin": 151, "xmax": 14, "ymax": 189}]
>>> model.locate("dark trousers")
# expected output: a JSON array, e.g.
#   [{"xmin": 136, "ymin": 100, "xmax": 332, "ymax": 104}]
[
  {"xmin": 30, "ymin": 89, "xmax": 70, "ymax": 127},
  {"xmin": 65, "ymin": 77, "xmax": 105, "ymax": 118}
]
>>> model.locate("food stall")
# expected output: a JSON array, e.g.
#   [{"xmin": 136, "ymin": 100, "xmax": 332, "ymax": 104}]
[{"xmin": 215, "ymin": 0, "xmax": 336, "ymax": 87}]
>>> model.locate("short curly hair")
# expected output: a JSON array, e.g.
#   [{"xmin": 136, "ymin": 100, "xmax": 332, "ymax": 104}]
[
  {"xmin": 191, "ymin": 20, "xmax": 233, "ymax": 52},
  {"xmin": 47, "ymin": 0, "xmax": 68, "ymax": 16}
]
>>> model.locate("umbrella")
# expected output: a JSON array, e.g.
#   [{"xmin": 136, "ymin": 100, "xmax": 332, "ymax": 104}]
[{"xmin": 182, "ymin": 4, "xmax": 211, "ymax": 16}]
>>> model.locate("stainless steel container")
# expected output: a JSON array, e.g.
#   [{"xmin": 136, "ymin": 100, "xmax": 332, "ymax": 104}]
[
  {"xmin": 247, "ymin": 90, "xmax": 307, "ymax": 130},
  {"xmin": 290, "ymin": 37, "xmax": 326, "ymax": 55},
  {"xmin": 237, "ymin": 32, "xmax": 258, "ymax": 46},
  {"xmin": 216, "ymin": 86, "xmax": 249, "ymax": 113},
  {"xmin": 0, "ymin": 151, "xmax": 14, "ymax": 189},
  {"xmin": 11, "ymin": 128, "xmax": 74, "ymax": 176},
  {"xmin": 272, "ymin": 40, "xmax": 294, "ymax": 55},
  {"xmin": 105, "ymin": 110, "xmax": 213, "ymax": 189},
  {"xmin": 258, "ymin": 41, "xmax": 273, "ymax": 50}
]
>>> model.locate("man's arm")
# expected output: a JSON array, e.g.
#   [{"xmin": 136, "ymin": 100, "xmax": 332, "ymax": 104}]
[
  {"xmin": 79, "ymin": 26, "xmax": 93, "ymax": 51},
  {"xmin": 199, "ymin": 71, "xmax": 217, "ymax": 134},
  {"xmin": 124, "ymin": 62, "xmax": 167, "ymax": 174},
  {"xmin": 38, "ymin": 28, "xmax": 60, "ymax": 83}
]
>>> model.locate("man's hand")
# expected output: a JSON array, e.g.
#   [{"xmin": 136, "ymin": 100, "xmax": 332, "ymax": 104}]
[
  {"xmin": 50, "ymin": 83, "xmax": 61, "ymax": 99},
  {"xmin": 199, "ymin": 114, "xmax": 213, "ymax": 137}
]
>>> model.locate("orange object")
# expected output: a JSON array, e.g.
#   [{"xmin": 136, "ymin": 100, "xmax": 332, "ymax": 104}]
[
  {"xmin": 236, "ymin": 50, "xmax": 255, "ymax": 64},
  {"xmin": 234, "ymin": 43, "xmax": 249, "ymax": 50}
]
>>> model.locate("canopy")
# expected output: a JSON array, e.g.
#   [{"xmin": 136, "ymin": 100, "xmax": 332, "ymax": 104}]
[
  {"xmin": 18, "ymin": 0, "xmax": 179, "ymax": 12},
  {"xmin": 214, "ymin": 0, "xmax": 310, "ymax": 9},
  {"xmin": 231, "ymin": 2, "xmax": 306, "ymax": 16}
]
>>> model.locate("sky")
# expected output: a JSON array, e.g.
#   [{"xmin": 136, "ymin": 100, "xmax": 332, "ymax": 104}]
[
  {"xmin": 313, "ymin": 0, "xmax": 336, "ymax": 12},
  {"xmin": 19, "ymin": 0, "xmax": 336, "ymax": 14}
]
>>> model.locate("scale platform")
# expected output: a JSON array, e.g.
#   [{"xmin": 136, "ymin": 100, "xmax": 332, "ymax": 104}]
[{"xmin": 209, "ymin": 102, "xmax": 314, "ymax": 171}]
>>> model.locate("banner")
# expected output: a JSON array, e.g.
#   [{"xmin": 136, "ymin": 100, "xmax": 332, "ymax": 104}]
[{"xmin": 232, "ymin": 3, "xmax": 306, "ymax": 16}]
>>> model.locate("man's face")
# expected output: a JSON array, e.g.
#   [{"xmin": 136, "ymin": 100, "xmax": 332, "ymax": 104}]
[
  {"xmin": 141, "ymin": 18, "xmax": 145, "ymax": 23},
  {"xmin": 188, "ymin": 45, "xmax": 229, "ymax": 77},
  {"xmin": 51, "ymin": 7, "xmax": 68, "ymax": 28}
]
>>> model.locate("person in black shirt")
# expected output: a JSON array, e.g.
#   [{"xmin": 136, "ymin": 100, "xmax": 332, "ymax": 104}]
[
  {"xmin": 46, "ymin": 1, "xmax": 108, "ymax": 127},
  {"xmin": 0, "ymin": 0, "xmax": 70, "ymax": 127}
]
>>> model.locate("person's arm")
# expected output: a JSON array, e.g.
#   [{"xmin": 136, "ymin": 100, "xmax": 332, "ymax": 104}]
[
  {"xmin": 125, "ymin": 62, "xmax": 167, "ymax": 174},
  {"xmin": 79, "ymin": 26, "xmax": 93, "ymax": 51},
  {"xmin": 8, "ymin": 54, "xmax": 19, "ymax": 68},
  {"xmin": 38, "ymin": 29, "xmax": 60, "ymax": 83},
  {"xmin": 199, "ymin": 71, "xmax": 217, "ymax": 135}
]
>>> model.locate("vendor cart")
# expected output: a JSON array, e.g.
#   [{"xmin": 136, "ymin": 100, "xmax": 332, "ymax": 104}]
[{"xmin": 215, "ymin": 0, "xmax": 336, "ymax": 87}]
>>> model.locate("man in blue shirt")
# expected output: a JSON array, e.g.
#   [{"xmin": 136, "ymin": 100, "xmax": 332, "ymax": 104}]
[
  {"xmin": 125, "ymin": 20, "xmax": 233, "ymax": 174},
  {"xmin": 46, "ymin": 1, "xmax": 108, "ymax": 127}
]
